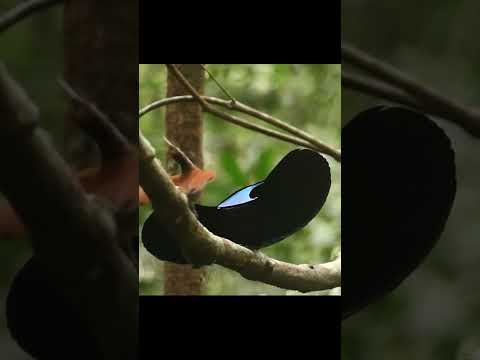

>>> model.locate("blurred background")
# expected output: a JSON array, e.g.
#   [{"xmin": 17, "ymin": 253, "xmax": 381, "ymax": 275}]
[
  {"xmin": 139, "ymin": 64, "xmax": 341, "ymax": 295},
  {"xmin": 1, "ymin": 2, "xmax": 64, "ymax": 359},
  {"xmin": 342, "ymin": 1, "xmax": 480, "ymax": 359}
]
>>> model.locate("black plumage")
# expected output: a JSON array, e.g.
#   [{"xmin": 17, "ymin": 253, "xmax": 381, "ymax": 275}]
[
  {"xmin": 6, "ymin": 257, "xmax": 102, "ymax": 360},
  {"xmin": 142, "ymin": 148, "xmax": 331, "ymax": 264},
  {"xmin": 342, "ymin": 106, "xmax": 456, "ymax": 319}
]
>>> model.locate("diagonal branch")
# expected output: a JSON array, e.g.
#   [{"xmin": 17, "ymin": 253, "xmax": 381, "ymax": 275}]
[
  {"xmin": 164, "ymin": 64, "xmax": 341, "ymax": 162},
  {"xmin": 141, "ymin": 94, "xmax": 341, "ymax": 162},
  {"xmin": 0, "ymin": 63, "xmax": 137, "ymax": 360},
  {"xmin": 59, "ymin": 78, "xmax": 132, "ymax": 160},
  {"xmin": 199, "ymin": 64, "xmax": 237, "ymax": 104},
  {"xmin": 0, "ymin": 0, "xmax": 64, "ymax": 33},
  {"xmin": 342, "ymin": 71, "xmax": 425, "ymax": 111},
  {"xmin": 342, "ymin": 43, "xmax": 480, "ymax": 138},
  {"xmin": 139, "ymin": 131, "xmax": 341, "ymax": 292}
]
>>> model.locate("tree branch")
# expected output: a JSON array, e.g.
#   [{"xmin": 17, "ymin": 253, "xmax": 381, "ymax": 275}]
[
  {"xmin": 199, "ymin": 64, "xmax": 237, "ymax": 104},
  {"xmin": 0, "ymin": 0, "xmax": 64, "ymax": 32},
  {"xmin": 141, "ymin": 94, "xmax": 341, "ymax": 162},
  {"xmin": 342, "ymin": 71, "xmax": 426, "ymax": 111},
  {"xmin": 139, "ymin": 131, "xmax": 341, "ymax": 292},
  {"xmin": 342, "ymin": 43, "xmax": 480, "ymax": 138},
  {"xmin": 163, "ymin": 64, "xmax": 341, "ymax": 162},
  {"xmin": 58, "ymin": 78, "xmax": 132, "ymax": 159},
  {"xmin": 0, "ymin": 63, "xmax": 137, "ymax": 360}
]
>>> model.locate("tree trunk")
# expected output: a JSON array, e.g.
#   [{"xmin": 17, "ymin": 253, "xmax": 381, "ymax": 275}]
[
  {"xmin": 62, "ymin": 1, "xmax": 138, "ymax": 358},
  {"xmin": 63, "ymin": 0, "xmax": 138, "ymax": 168},
  {"xmin": 164, "ymin": 64, "xmax": 207, "ymax": 295}
]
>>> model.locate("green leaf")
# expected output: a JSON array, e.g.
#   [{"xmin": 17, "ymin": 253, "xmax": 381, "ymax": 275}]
[
  {"xmin": 251, "ymin": 147, "xmax": 276, "ymax": 180},
  {"xmin": 220, "ymin": 151, "xmax": 248, "ymax": 187}
]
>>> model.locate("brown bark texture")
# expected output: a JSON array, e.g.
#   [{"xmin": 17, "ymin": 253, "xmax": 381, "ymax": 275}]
[{"xmin": 164, "ymin": 64, "xmax": 207, "ymax": 295}]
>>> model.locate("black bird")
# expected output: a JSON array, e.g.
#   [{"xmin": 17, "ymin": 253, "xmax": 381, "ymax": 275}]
[
  {"xmin": 142, "ymin": 148, "xmax": 332, "ymax": 264},
  {"xmin": 6, "ymin": 257, "xmax": 103, "ymax": 360},
  {"xmin": 342, "ymin": 106, "xmax": 456, "ymax": 320}
]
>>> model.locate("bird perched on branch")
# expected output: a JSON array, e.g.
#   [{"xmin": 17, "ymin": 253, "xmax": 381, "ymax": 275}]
[
  {"xmin": 142, "ymin": 148, "xmax": 331, "ymax": 264},
  {"xmin": 342, "ymin": 106, "xmax": 456, "ymax": 320}
]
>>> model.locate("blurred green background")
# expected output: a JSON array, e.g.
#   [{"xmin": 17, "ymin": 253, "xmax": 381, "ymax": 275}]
[
  {"xmin": 342, "ymin": 1, "xmax": 480, "ymax": 360},
  {"xmin": 139, "ymin": 64, "xmax": 341, "ymax": 295},
  {"xmin": 1, "ymin": 2, "xmax": 63, "ymax": 359}
]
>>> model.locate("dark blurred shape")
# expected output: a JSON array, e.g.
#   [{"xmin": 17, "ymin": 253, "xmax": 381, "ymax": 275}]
[
  {"xmin": 6, "ymin": 257, "xmax": 103, "ymax": 360},
  {"xmin": 142, "ymin": 149, "xmax": 331, "ymax": 264},
  {"xmin": 342, "ymin": 106, "xmax": 456, "ymax": 319}
]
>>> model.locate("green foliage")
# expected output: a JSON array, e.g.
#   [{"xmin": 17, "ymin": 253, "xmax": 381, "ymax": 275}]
[
  {"xmin": 1, "ymin": 4, "xmax": 64, "ymax": 142},
  {"xmin": 219, "ymin": 151, "xmax": 249, "ymax": 187},
  {"xmin": 139, "ymin": 64, "xmax": 340, "ymax": 295}
]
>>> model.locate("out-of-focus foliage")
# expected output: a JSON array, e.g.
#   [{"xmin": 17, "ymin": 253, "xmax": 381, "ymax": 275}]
[
  {"xmin": 139, "ymin": 64, "xmax": 341, "ymax": 295},
  {"xmin": 0, "ymin": 2, "xmax": 65, "ymax": 140},
  {"xmin": 342, "ymin": 1, "xmax": 480, "ymax": 359},
  {"xmin": 1, "ymin": 2, "xmax": 63, "ymax": 359}
]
